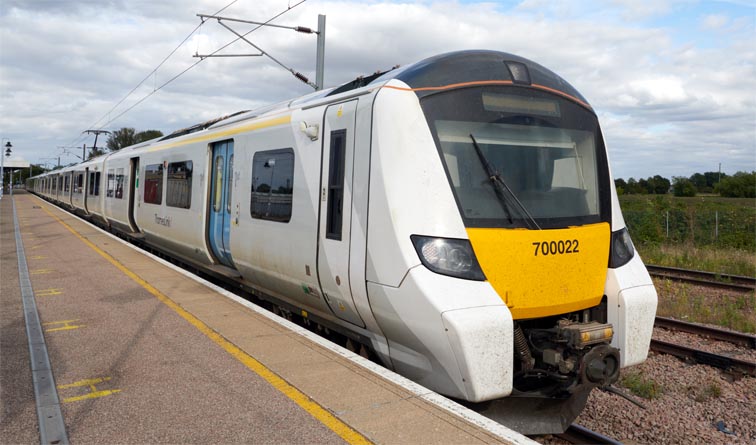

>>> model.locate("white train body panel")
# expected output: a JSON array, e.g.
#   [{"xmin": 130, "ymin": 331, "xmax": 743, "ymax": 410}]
[
  {"xmin": 231, "ymin": 113, "xmax": 326, "ymax": 309},
  {"xmin": 101, "ymin": 154, "xmax": 135, "ymax": 232},
  {"xmin": 605, "ymin": 255, "xmax": 657, "ymax": 367},
  {"xmin": 83, "ymin": 156, "xmax": 107, "ymax": 220},
  {"xmin": 136, "ymin": 143, "xmax": 212, "ymax": 265}
]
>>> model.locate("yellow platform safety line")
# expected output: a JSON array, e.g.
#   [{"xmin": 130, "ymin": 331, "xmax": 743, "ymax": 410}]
[
  {"xmin": 30, "ymin": 255, "xmax": 47, "ymax": 260},
  {"xmin": 30, "ymin": 245, "xmax": 43, "ymax": 250},
  {"xmin": 58, "ymin": 377, "xmax": 121, "ymax": 403},
  {"xmin": 30, "ymin": 268, "xmax": 54, "ymax": 275},
  {"xmin": 38, "ymin": 203, "xmax": 372, "ymax": 445},
  {"xmin": 36, "ymin": 288, "xmax": 63, "ymax": 297},
  {"xmin": 44, "ymin": 319, "xmax": 85, "ymax": 332}
]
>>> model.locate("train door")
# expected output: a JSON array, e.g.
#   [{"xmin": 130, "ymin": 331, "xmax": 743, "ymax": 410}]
[
  {"xmin": 128, "ymin": 157, "xmax": 139, "ymax": 231},
  {"xmin": 317, "ymin": 101, "xmax": 365, "ymax": 327},
  {"xmin": 84, "ymin": 167, "xmax": 90, "ymax": 213},
  {"xmin": 208, "ymin": 140, "xmax": 234, "ymax": 267},
  {"xmin": 66, "ymin": 172, "xmax": 73, "ymax": 206}
]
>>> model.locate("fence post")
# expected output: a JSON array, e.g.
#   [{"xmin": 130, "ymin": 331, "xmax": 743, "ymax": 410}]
[
  {"xmin": 715, "ymin": 211, "xmax": 718, "ymax": 241},
  {"xmin": 666, "ymin": 210, "xmax": 669, "ymax": 238}
]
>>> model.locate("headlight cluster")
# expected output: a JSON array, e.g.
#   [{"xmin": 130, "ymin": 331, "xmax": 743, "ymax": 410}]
[
  {"xmin": 609, "ymin": 227, "xmax": 635, "ymax": 269},
  {"xmin": 411, "ymin": 235, "xmax": 486, "ymax": 281}
]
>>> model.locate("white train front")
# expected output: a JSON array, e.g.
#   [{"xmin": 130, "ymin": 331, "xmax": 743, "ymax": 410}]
[{"xmin": 30, "ymin": 50, "xmax": 657, "ymax": 434}]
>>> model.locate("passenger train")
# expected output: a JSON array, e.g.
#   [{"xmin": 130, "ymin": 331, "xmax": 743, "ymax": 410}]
[{"xmin": 29, "ymin": 50, "xmax": 657, "ymax": 434}]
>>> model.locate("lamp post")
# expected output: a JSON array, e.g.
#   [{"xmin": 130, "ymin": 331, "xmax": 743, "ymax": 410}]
[{"xmin": 1, "ymin": 140, "xmax": 11, "ymax": 200}]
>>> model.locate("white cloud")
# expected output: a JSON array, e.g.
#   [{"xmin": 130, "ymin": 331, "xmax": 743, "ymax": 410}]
[
  {"xmin": 610, "ymin": 0, "xmax": 674, "ymax": 20},
  {"xmin": 628, "ymin": 76, "xmax": 688, "ymax": 106},
  {"xmin": 701, "ymin": 13, "xmax": 730, "ymax": 30}
]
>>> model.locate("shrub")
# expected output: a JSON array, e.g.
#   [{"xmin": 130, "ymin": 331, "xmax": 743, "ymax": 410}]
[
  {"xmin": 716, "ymin": 171, "xmax": 756, "ymax": 198},
  {"xmin": 672, "ymin": 177, "xmax": 696, "ymax": 197}
]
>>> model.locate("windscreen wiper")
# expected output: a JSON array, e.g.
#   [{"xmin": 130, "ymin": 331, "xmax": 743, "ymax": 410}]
[{"xmin": 470, "ymin": 134, "xmax": 541, "ymax": 230}]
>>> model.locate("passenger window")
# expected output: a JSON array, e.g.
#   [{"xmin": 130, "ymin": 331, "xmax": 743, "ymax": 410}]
[
  {"xmin": 75, "ymin": 173, "xmax": 83, "ymax": 194},
  {"xmin": 115, "ymin": 168, "xmax": 126, "ymax": 200},
  {"xmin": 94, "ymin": 172, "xmax": 101, "ymax": 196},
  {"xmin": 166, "ymin": 161, "xmax": 192, "ymax": 209},
  {"xmin": 107, "ymin": 169, "xmax": 115, "ymax": 197},
  {"xmin": 250, "ymin": 149, "xmax": 294, "ymax": 222},
  {"xmin": 143, "ymin": 164, "xmax": 163, "ymax": 204},
  {"xmin": 326, "ymin": 130, "xmax": 347, "ymax": 240},
  {"xmin": 213, "ymin": 156, "xmax": 223, "ymax": 212}
]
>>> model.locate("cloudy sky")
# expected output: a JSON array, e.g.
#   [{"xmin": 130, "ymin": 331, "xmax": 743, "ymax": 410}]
[{"xmin": 1, "ymin": 0, "xmax": 754, "ymax": 179}]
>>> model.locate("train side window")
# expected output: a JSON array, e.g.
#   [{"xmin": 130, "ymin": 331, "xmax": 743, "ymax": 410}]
[
  {"xmin": 226, "ymin": 154, "xmax": 233, "ymax": 214},
  {"xmin": 115, "ymin": 168, "xmax": 126, "ymax": 199},
  {"xmin": 250, "ymin": 149, "xmax": 294, "ymax": 223},
  {"xmin": 166, "ymin": 161, "xmax": 192, "ymax": 209},
  {"xmin": 106, "ymin": 169, "xmax": 115, "ymax": 197},
  {"xmin": 144, "ymin": 164, "xmax": 163, "ymax": 204},
  {"xmin": 88, "ymin": 172, "xmax": 101, "ymax": 196},
  {"xmin": 64, "ymin": 175, "xmax": 70, "ymax": 192},
  {"xmin": 326, "ymin": 130, "xmax": 347, "ymax": 240},
  {"xmin": 213, "ymin": 156, "xmax": 223, "ymax": 212}
]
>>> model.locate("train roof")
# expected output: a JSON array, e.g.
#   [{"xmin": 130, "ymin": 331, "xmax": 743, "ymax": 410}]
[
  {"xmin": 127, "ymin": 50, "xmax": 594, "ymax": 143},
  {"xmin": 31, "ymin": 49, "xmax": 592, "ymax": 178},
  {"xmin": 369, "ymin": 50, "xmax": 591, "ymax": 107}
]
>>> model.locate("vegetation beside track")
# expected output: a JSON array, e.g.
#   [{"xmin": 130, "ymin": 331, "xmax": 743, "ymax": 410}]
[
  {"xmin": 620, "ymin": 194, "xmax": 755, "ymax": 277},
  {"xmin": 653, "ymin": 279, "xmax": 755, "ymax": 333}
]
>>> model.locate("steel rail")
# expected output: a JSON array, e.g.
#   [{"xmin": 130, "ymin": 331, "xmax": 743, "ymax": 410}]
[
  {"xmin": 556, "ymin": 423, "xmax": 623, "ymax": 445},
  {"xmin": 646, "ymin": 264, "xmax": 755, "ymax": 292},
  {"xmin": 655, "ymin": 316, "xmax": 756, "ymax": 349},
  {"xmin": 649, "ymin": 339, "xmax": 756, "ymax": 377}
]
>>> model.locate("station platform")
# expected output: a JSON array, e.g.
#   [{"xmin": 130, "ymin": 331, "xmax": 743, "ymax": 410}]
[{"xmin": 1, "ymin": 191, "xmax": 534, "ymax": 445}]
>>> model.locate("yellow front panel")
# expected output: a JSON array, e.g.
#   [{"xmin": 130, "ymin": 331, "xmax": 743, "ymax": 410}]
[{"xmin": 467, "ymin": 223, "xmax": 610, "ymax": 319}]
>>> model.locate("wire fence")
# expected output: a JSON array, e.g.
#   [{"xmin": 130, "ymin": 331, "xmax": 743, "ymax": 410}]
[{"xmin": 624, "ymin": 208, "xmax": 756, "ymax": 251}]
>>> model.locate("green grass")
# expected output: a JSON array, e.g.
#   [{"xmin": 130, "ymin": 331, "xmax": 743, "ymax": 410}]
[
  {"xmin": 688, "ymin": 382, "xmax": 722, "ymax": 403},
  {"xmin": 654, "ymin": 280, "xmax": 756, "ymax": 333},
  {"xmin": 620, "ymin": 371, "xmax": 663, "ymax": 399},
  {"xmin": 637, "ymin": 243, "xmax": 755, "ymax": 277}
]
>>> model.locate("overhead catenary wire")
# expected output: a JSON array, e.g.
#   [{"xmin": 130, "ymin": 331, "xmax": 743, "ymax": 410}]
[
  {"xmin": 65, "ymin": 0, "xmax": 243, "ymax": 152},
  {"xmin": 67, "ymin": 0, "xmax": 242, "ymax": 152},
  {"xmin": 96, "ymin": 0, "xmax": 308, "ymax": 131},
  {"xmin": 66, "ymin": 0, "xmax": 306, "ymax": 153}
]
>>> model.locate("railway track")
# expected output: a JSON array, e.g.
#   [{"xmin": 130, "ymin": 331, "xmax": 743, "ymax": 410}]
[
  {"xmin": 652, "ymin": 316, "xmax": 756, "ymax": 377},
  {"xmin": 555, "ymin": 423, "xmax": 623, "ymax": 444},
  {"xmin": 655, "ymin": 316, "xmax": 756, "ymax": 348},
  {"xmin": 646, "ymin": 264, "xmax": 755, "ymax": 292}
]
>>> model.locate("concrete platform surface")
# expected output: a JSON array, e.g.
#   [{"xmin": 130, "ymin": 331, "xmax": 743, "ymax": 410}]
[{"xmin": 1, "ymin": 191, "xmax": 534, "ymax": 445}]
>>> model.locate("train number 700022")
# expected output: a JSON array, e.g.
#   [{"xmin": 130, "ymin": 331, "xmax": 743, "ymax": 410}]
[{"xmin": 532, "ymin": 240, "xmax": 579, "ymax": 256}]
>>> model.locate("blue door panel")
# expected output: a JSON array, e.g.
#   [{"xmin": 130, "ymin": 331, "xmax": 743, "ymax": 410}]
[{"xmin": 209, "ymin": 141, "xmax": 234, "ymax": 267}]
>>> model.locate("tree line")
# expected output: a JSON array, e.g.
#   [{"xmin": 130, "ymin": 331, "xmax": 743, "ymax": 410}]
[
  {"xmin": 86, "ymin": 127, "xmax": 164, "ymax": 159},
  {"xmin": 615, "ymin": 171, "xmax": 756, "ymax": 198}
]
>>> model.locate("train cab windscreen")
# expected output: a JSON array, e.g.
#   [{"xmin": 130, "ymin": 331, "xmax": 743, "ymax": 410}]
[{"xmin": 421, "ymin": 87, "xmax": 611, "ymax": 229}]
